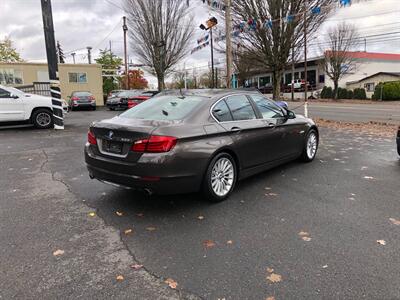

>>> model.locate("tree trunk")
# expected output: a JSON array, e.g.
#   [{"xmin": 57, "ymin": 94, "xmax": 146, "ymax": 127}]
[
  {"xmin": 157, "ymin": 73, "xmax": 165, "ymax": 91},
  {"xmin": 272, "ymin": 70, "xmax": 281, "ymax": 100},
  {"xmin": 333, "ymin": 80, "xmax": 339, "ymax": 100}
]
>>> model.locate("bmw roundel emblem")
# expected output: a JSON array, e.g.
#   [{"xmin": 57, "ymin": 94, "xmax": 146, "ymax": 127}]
[{"xmin": 108, "ymin": 131, "xmax": 114, "ymax": 139}]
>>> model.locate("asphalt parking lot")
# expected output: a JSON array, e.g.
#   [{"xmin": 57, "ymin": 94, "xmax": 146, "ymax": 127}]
[{"xmin": 1, "ymin": 109, "xmax": 399, "ymax": 299}]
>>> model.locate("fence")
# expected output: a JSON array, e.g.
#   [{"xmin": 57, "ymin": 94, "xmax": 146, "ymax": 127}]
[{"xmin": 18, "ymin": 82, "xmax": 51, "ymax": 97}]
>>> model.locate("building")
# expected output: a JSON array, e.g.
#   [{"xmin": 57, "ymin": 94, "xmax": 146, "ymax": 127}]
[
  {"xmin": 346, "ymin": 72, "xmax": 400, "ymax": 98},
  {"xmin": 248, "ymin": 51, "xmax": 400, "ymax": 97},
  {"xmin": 0, "ymin": 62, "xmax": 104, "ymax": 106}
]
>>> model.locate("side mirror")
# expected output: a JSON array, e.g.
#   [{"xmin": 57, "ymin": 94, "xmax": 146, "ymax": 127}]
[
  {"xmin": 286, "ymin": 110, "xmax": 296, "ymax": 119},
  {"xmin": 11, "ymin": 94, "xmax": 19, "ymax": 99}
]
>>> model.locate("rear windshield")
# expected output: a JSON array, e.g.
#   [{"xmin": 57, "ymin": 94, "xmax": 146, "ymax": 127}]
[
  {"xmin": 73, "ymin": 92, "xmax": 91, "ymax": 96},
  {"xmin": 117, "ymin": 90, "xmax": 141, "ymax": 97},
  {"xmin": 119, "ymin": 95, "xmax": 204, "ymax": 121}
]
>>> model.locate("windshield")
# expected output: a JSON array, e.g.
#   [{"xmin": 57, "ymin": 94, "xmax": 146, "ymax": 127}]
[
  {"xmin": 117, "ymin": 90, "xmax": 141, "ymax": 97},
  {"xmin": 119, "ymin": 95, "xmax": 205, "ymax": 121},
  {"xmin": 73, "ymin": 92, "xmax": 91, "ymax": 96},
  {"xmin": 6, "ymin": 86, "xmax": 24, "ymax": 95}
]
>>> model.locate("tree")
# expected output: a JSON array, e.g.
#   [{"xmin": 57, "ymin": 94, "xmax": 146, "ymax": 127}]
[
  {"xmin": 0, "ymin": 37, "xmax": 22, "ymax": 62},
  {"xmin": 125, "ymin": 0, "xmax": 194, "ymax": 91},
  {"xmin": 121, "ymin": 69, "xmax": 148, "ymax": 89},
  {"xmin": 322, "ymin": 23, "xmax": 359, "ymax": 99},
  {"xmin": 230, "ymin": 0, "xmax": 334, "ymax": 98},
  {"xmin": 56, "ymin": 41, "xmax": 65, "ymax": 63},
  {"xmin": 95, "ymin": 49, "xmax": 123, "ymax": 97}
]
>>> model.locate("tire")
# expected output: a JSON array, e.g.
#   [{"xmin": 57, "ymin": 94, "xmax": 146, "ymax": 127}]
[
  {"xmin": 109, "ymin": 107, "xmax": 115, "ymax": 111},
  {"xmin": 92, "ymin": 106, "xmax": 96, "ymax": 111},
  {"xmin": 202, "ymin": 152, "xmax": 237, "ymax": 202},
  {"xmin": 32, "ymin": 109, "xmax": 54, "ymax": 129},
  {"xmin": 300, "ymin": 129, "xmax": 318, "ymax": 162}
]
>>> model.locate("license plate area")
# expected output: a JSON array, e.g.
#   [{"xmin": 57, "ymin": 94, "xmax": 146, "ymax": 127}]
[{"xmin": 102, "ymin": 140, "xmax": 123, "ymax": 154}]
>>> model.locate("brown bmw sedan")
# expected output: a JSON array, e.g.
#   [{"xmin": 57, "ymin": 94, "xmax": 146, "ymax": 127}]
[{"xmin": 85, "ymin": 89, "xmax": 319, "ymax": 202}]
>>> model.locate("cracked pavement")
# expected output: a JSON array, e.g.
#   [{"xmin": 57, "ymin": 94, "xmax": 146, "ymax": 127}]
[{"xmin": 0, "ymin": 109, "xmax": 399, "ymax": 299}]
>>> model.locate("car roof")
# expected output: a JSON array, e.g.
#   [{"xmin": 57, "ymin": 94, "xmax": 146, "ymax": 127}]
[{"xmin": 156, "ymin": 88, "xmax": 261, "ymax": 100}]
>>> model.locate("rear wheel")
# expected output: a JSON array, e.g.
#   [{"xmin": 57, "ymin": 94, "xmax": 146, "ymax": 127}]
[
  {"xmin": 202, "ymin": 153, "xmax": 237, "ymax": 202},
  {"xmin": 300, "ymin": 129, "xmax": 318, "ymax": 162},
  {"xmin": 32, "ymin": 109, "xmax": 53, "ymax": 129}
]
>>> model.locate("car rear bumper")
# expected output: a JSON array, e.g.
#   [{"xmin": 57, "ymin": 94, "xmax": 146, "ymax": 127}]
[
  {"xmin": 106, "ymin": 102, "xmax": 128, "ymax": 109},
  {"xmin": 84, "ymin": 144, "xmax": 205, "ymax": 194},
  {"xmin": 73, "ymin": 102, "xmax": 96, "ymax": 107}
]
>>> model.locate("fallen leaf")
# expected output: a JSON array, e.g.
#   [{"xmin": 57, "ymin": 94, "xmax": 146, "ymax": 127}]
[
  {"xmin": 165, "ymin": 278, "xmax": 178, "ymax": 289},
  {"xmin": 203, "ymin": 240, "xmax": 216, "ymax": 248},
  {"xmin": 136, "ymin": 213, "xmax": 144, "ymax": 217},
  {"xmin": 302, "ymin": 236, "xmax": 312, "ymax": 242},
  {"xmin": 348, "ymin": 197, "xmax": 355, "ymax": 201},
  {"xmin": 266, "ymin": 267, "xmax": 274, "ymax": 273},
  {"xmin": 146, "ymin": 226, "xmax": 156, "ymax": 231},
  {"xmin": 361, "ymin": 166, "xmax": 368, "ymax": 170},
  {"xmin": 266, "ymin": 273, "xmax": 282, "ymax": 283},
  {"xmin": 88, "ymin": 212, "xmax": 96, "ymax": 217},
  {"xmin": 197, "ymin": 215, "xmax": 205, "ymax": 220},
  {"xmin": 131, "ymin": 264, "xmax": 143, "ymax": 270},
  {"xmin": 268, "ymin": 193, "xmax": 278, "ymax": 196},
  {"xmin": 322, "ymin": 265, "xmax": 328, "ymax": 269},
  {"xmin": 298, "ymin": 231, "xmax": 309, "ymax": 236},
  {"xmin": 116, "ymin": 211, "xmax": 123, "ymax": 217},
  {"xmin": 226, "ymin": 240, "xmax": 233, "ymax": 245},
  {"xmin": 266, "ymin": 297, "xmax": 276, "ymax": 300},
  {"xmin": 264, "ymin": 187, "xmax": 272, "ymax": 190},
  {"xmin": 53, "ymin": 249, "xmax": 65, "ymax": 256},
  {"xmin": 377, "ymin": 240, "xmax": 386, "ymax": 245},
  {"xmin": 124, "ymin": 229, "xmax": 133, "ymax": 235},
  {"xmin": 116, "ymin": 275, "xmax": 124, "ymax": 281},
  {"xmin": 389, "ymin": 218, "xmax": 400, "ymax": 225},
  {"xmin": 363, "ymin": 176, "xmax": 374, "ymax": 180}
]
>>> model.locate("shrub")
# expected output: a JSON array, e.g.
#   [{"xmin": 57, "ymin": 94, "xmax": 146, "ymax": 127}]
[
  {"xmin": 346, "ymin": 90, "xmax": 354, "ymax": 99},
  {"xmin": 337, "ymin": 87, "xmax": 348, "ymax": 99},
  {"xmin": 320, "ymin": 86, "xmax": 333, "ymax": 99},
  {"xmin": 373, "ymin": 81, "xmax": 400, "ymax": 101},
  {"xmin": 353, "ymin": 88, "xmax": 367, "ymax": 100}
]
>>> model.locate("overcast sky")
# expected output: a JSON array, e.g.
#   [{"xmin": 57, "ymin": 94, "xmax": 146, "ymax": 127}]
[{"xmin": 1, "ymin": 0, "xmax": 399, "ymax": 87}]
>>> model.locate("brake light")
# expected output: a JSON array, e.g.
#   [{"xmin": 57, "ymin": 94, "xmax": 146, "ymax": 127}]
[
  {"xmin": 71, "ymin": 96, "xmax": 79, "ymax": 101},
  {"xmin": 89, "ymin": 95, "xmax": 95, "ymax": 101},
  {"xmin": 131, "ymin": 136, "xmax": 177, "ymax": 153},
  {"xmin": 88, "ymin": 130, "xmax": 97, "ymax": 145}
]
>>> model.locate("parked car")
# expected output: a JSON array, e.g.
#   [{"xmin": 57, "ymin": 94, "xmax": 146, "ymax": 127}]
[
  {"xmin": 106, "ymin": 90, "xmax": 142, "ymax": 110},
  {"xmin": 108, "ymin": 90, "xmax": 124, "ymax": 99},
  {"xmin": 0, "ymin": 85, "xmax": 68, "ymax": 129},
  {"xmin": 397, "ymin": 126, "xmax": 400, "ymax": 156},
  {"xmin": 127, "ymin": 90, "xmax": 160, "ymax": 109},
  {"xmin": 287, "ymin": 79, "xmax": 311, "ymax": 91},
  {"xmin": 85, "ymin": 89, "xmax": 319, "ymax": 202},
  {"xmin": 68, "ymin": 91, "xmax": 96, "ymax": 111}
]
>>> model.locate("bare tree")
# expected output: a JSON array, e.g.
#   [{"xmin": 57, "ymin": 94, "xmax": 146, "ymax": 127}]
[
  {"xmin": 322, "ymin": 23, "xmax": 359, "ymax": 99},
  {"xmin": 231, "ymin": 0, "xmax": 334, "ymax": 98},
  {"xmin": 125, "ymin": 0, "xmax": 194, "ymax": 90}
]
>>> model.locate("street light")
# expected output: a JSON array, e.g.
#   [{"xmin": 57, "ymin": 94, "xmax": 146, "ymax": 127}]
[{"xmin": 200, "ymin": 17, "xmax": 218, "ymax": 88}]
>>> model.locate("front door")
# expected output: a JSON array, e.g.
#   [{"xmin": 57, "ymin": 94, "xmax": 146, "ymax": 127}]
[{"xmin": 0, "ymin": 88, "xmax": 24, "ymax": 121}]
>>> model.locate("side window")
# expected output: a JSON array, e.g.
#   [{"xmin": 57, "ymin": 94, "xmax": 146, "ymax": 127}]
[
  {"xmin": 212, "ymin": 100, "xmax": 233, "ymax": 122},
  {"xmin": 251, "ymin": 95, "xmax": 284, "ymax": 119},
  {"xmin": 0, "ymin": 88, "xmax": 11, "ymax": 98},
  {"xmin": 225, "ymin": 95, "xmax": 257, "ymax": 121}
]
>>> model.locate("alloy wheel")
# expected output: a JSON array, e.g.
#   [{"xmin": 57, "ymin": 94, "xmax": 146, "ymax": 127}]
[{"xmin": 211, "ymin": 157, "xmax": 235, "ymax": 197}]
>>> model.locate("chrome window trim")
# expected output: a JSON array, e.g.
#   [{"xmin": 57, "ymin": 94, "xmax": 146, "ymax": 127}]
[
  {"xmin": 210, "ymin": 92, "xmax": 261, "ymax": 124},
  {"xmin": 97, "ymin": 138, "xmax": 130, "ymax": 158}
]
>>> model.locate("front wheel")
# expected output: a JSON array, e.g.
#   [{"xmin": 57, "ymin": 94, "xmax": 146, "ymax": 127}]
[
  {"xmin": 300, "ymin": 129, "xmax": 318, "ymax": 162},
  {"xmin": 32, "ymin": 109, "xmax": 54, "ymax": 129},
  {"xmin": 202, "ymin": 153, "xmax": 237, "ymax": 202}
]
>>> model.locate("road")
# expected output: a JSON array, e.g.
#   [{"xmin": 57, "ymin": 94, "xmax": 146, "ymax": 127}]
[
  {"xmin": 1, "ymin": 110, "xmax": 399, "ymax": 299},
  {"xmin": 287, "ymin": 101, "xmax": 400, "ymax": 124}
]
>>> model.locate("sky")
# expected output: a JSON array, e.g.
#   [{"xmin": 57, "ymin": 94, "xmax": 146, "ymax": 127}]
[{"xmin": 0, "ymin": 0, "xmax": 399, "ymax": 87}]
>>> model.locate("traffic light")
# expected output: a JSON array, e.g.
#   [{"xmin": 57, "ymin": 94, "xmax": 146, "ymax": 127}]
[{"xmin": 200, "ymin": 17, "xmax": 218, "ymax": 31}]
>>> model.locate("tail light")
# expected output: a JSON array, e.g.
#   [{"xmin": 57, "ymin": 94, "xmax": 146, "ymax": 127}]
[
  {"xmin": 71, "ymin": 96, "xmax": 79, "ymax": 101},
  {"xmin": 89, "ymin": 95, "xmax": 95, "ymax": 101},
  {"xmin": 88, "ymin": 130, "xmax": 97, "ymax": 145},
  {"xmin": 131, "ymin": 136, "xmax": 177, "ymax": 153},
  {"xmin": 128, "ymin": 99, "xmax": 138, "ymax": 108}
]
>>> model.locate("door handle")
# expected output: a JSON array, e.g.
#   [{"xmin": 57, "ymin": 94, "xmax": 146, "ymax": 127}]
[
  {"xmin": 230, "ymin": 126, "xmax": 241, "ymax": 133},
  {"xmin": 266, "ymin": 122, "xmax": 275, "ymax": 128}
]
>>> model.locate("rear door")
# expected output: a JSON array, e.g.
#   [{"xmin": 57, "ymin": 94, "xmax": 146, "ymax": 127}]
[
  {"xmin": 213, "ymin": 94, "xmax": 275, "ymax": 169},
  {"xmin": 0, "ymin": 88, "xmax": 24, "ymax": 121}
]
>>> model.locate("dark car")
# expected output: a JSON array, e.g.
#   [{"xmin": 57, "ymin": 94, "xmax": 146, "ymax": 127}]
[
  {"xmin": 85, "ymin": 89, "xmax": 319, "ymax": 202},
  {"xmin": 106, "ymin": 90, "xmax": 142, "ymax": 110},
  {"xmin": 69, "ymin": 91, "xmax": 96, "ymax": 111},
  {"xmin": 127, "ymin": 90, "xmax": 160, "ymax": 109},
  {"xmin": 397, "ymin": 126, "xmax": 400, "ymax": 156}
]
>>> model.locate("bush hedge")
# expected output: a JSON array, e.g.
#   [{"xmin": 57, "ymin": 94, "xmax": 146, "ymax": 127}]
[
  {"xmin": 372, "ymin": 81, "xmax": 400, "ymax": 101},
  {"xmin": 320, "ymin": 86, "xmax": 333, "ymax": 99},
  {"xmin": 320, "ymin": 86, "xmax": 367, "ymax": 100},
  {"xmin": 353, "ymin": 88, "xmax": 367, "ymax": 100}
]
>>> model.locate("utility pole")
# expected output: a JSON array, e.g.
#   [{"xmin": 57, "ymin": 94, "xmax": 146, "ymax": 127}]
[
  {"xmin": 40, "ymin": 0, "xmax": 63, "ymax": 130},
  {"xmin": 123, "ymin": 16, "xmax": 129, "ymax": 89},
  {"xmin": 225, "ymin": 0, "xmax": 233, "ymax": 88},
  {"xmin": 210, "ymin": 27, "xmax": 215, "ymax": 88},
  {"xmin": 291, "ymin": 43, "xmax": 295, "ymax": 102},
  {"xmin": 303, "ymin": 0, "xmax": 308, "ymax": 117},
  {"xmin": 87, "ymin": 46, "xmax": 92, "ymax": 64},
  {"xmin": 184, "ymin": 62, "xmax": 187, "ymax": 89},
  {"xmin": 71, "ymin": 52, "xmax": 76, "ymax": 64},
  {"xmin": 364, "ymin": 38, "xmax": 367, "ymax": 52}
]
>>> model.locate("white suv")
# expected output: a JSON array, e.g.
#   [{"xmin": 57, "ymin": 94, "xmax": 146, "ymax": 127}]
[{"xmin": 0, "ymin": 85, "xmax": 67, "ymax": 129}]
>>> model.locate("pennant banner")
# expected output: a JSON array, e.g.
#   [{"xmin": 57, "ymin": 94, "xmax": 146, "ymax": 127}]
[{"xmin": 191, "ymin": 41, "xmax": 210, "ymax": 54}]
